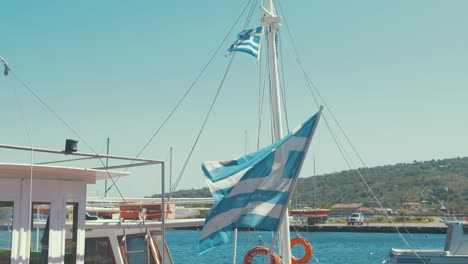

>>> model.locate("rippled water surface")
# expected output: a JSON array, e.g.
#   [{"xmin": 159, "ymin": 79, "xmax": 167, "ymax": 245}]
[{"xmin": 166, "ymin": 230, "xmax": 445, "ymax": 263}]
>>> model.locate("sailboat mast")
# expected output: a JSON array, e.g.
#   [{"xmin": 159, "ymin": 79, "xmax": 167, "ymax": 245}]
[
  {"xmin": 104, "ymin": 137, "xmax": 110, "ymax": 197},
  {"xmin": 265, "ymin": 1, "xmax": 284, "ymax": 141},
  {"xmin": 262, "ymin": 1, "xmax": 292, "ymax": 263}
]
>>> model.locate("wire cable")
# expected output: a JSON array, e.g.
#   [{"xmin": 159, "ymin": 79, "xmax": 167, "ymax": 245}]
[
  {"xmin": 277, "ymin": 31, "xmax": 290, "ymax": 133},
  {"xmin": 2, "ymin": 61, "xmax": 129, "ymax": 209},
  {"xmin": 171, "ymin": 0, "xmax": 261, "ymax": 193},
  {"xmin": 171, "ymin": 54, "xmax": 237, "ymax": 193},
  {"xmin": 105, "ymin": 0, "xmax": 259, "ymax": 192}
]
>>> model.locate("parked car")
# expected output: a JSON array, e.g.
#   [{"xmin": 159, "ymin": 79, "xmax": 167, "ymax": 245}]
[{"xmin": 347, "ymin": 212, "xmax": 364, "ymax": 225}]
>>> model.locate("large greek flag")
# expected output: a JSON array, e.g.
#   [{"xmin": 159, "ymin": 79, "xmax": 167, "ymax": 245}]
[
  {"xmin": 199, "ymin": 111, "xmax": 321, "ymax": 254},
  {"xmin": 228, "ymin": 27, "xmax": 263, "ymax": 58}
]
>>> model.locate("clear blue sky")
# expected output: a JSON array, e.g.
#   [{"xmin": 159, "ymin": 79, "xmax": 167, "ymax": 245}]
[{"xmin": 1, "ymin": 0, "xmax": 467, "ymax": 197}]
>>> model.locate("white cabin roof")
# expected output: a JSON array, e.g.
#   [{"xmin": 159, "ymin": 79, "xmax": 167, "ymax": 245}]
[{"xmin": 0, "ymin": 163, "xmax": 130, "ymax": 184}]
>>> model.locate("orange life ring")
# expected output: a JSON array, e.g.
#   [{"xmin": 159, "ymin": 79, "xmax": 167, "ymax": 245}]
[
  {"xmin": 243, "ymin": 246, "xmax": 281, "ymax": 264},
  {"xmin": 290, "ymin": 237, "xmax": 313, "ymax": 264}
]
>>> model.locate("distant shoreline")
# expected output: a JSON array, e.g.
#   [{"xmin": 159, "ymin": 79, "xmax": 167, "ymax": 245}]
[
  {"xmin": 290, "ymin": 222, "xmax": 447, "ymax": 234},
  {"xmin": 171, "ymin": 222, "xmax": 448, "ymax": 234}
]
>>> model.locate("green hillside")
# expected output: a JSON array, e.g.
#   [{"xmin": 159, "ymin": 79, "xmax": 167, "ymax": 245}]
[
  {"xmin": 154, "ymin": 157, "xmax": 468, "ymax": 213},
  {"xmin": 297, "ymin": 157, "xmax": 468, "ymax": 213}
]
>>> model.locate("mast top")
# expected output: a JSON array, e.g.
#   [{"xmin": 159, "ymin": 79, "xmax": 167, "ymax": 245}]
[
  {"xmin": 261, "ymin": 5, "xmax": 282, "ymax": 27},
  {"xmin": 267, "ymin": 0, "xmax": 276, "ymax": 14}
]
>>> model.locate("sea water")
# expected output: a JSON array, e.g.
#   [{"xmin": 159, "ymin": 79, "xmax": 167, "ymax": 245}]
[
  {"xmin": 0, "ymin": 229, "xmax": 445, "ymax": 263},
  {"xmin": 166, "ymin": 230, "xmax": 445, "ymax": 264}
]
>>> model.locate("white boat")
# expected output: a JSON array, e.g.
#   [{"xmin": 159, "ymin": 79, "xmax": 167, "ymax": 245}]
[
  {"xmin": 384, "ymin": 220, "xmax": 468, "ymax": 264},
  {"xmin": 0, "ymin": 144, "xmax": 204, "ymax": 264}
]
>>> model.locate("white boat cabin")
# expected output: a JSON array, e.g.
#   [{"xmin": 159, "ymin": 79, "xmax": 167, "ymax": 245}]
[
  {"xmin": 388, "ymin": 220, "xmax": 468, "ymax": 264},
  {"xmin": 0, "ymin": 163, "xmax": 179, "ymax": 264},
  {"xmin": 0, "ymin": 143, "xmax": 183, "ymax": 264}
]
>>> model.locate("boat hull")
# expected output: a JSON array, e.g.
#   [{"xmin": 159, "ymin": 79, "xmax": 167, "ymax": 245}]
[{"xmin": 388, "ymin": 249, "xmax": 468, "ymax": 264}]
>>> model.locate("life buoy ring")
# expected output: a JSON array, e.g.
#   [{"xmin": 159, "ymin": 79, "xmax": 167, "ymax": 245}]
[
  {"xmin": 243, "ymin": 246, "xmax": 281, "ymax": 264},
  {"xmin": 290, "ymin": 237, "xmax": 313, "ymax": 264}
]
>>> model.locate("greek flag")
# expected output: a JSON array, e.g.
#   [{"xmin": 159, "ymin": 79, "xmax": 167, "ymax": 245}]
[
  {"xmin": 199, "ymin": 111, "xmax": 321, "ymax": 254},
  {"xmin": 228, "ymin": 27, "xmax": 263, "ymax": 58}
]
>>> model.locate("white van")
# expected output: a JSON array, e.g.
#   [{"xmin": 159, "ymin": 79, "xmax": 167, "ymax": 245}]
[{"xmin": 347, "ymin": 212, "xmax": 364, "ymax": 225}]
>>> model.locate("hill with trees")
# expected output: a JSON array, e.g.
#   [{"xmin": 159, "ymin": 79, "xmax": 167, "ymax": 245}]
[{"xmin": 152, "ymin": 157, "xmax": 468, "ymax": 213}]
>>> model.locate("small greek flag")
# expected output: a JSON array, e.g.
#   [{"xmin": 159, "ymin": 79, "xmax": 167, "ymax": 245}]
[
  {"xmin": 198, "ymin": 111, "xmax": 321, "ymax": 254},
  {"xmin": 228, "ymin": 27, "xmax": 263, "ymax": 58}
]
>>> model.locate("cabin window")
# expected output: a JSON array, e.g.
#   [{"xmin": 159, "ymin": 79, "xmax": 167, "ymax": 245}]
[
  {"xmin": 0, "ymin": 201, "xmax": 13, "ymax": 264},
  {"xmin": 65, "ymin": 203, "xmax": 78, "ymax": 264},
  {"xmin": 118, "ymin": 234, "xmax": 155, "ymax": 264},
  {"xmin": 30, "ymin": 203, "xmax": 50, "ymax": 264},
  {"xmin": 84, "ymin": 237, "xmax": 115, "ymax": 264}
]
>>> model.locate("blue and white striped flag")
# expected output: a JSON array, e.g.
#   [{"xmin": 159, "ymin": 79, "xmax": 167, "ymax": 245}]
[
  {"xmin": 228, "ymin": 27, "xmax": 263, "ymax": 58},
  {"xmin": 198, "ymin": 111, "xmax": 321, "ymax": 254}
]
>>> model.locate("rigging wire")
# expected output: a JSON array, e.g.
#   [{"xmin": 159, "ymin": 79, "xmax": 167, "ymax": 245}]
[
  {"xmin": 171, "ymin": 54, "xmax": 236, "ymax": 194},
  {"xmin": 106, "ymin": 0, "xmax": 259, "ymax": 192},
  {"xmin": 1, "ymin": 57, "xmax": 153, "ymax": 236},
  {"xmin": 6, "ymin": 68, "xmax": 36, "ymax": 255},
  {"xmin": 277, "ymin": 30, "xmax": 290, "ymax": 133},
  {"xmin": 275, "ymin": 3, "xmax": 427, "ymax": 261},
  {"xmin": 1, "ymin": 59, "xmax": 161, "ymax": 235},
  {"xmin": 170, "ymin": 0, "xmax": 261, "ymax": 194},
  {"xmin": 303, "ymin": 75, "xmax": 424, "ymax": 261},
  {"xmin": 0, "ymin": 0, "xmax": 263, "ymax": 238},
  {"xmin": 3, "ymin": 64, "xmax": 34, "ymax": 252},
  {"xmin": 2, "ymin": 61, "xmax": 129, "ymax": 206},
  {"xmin": 1, "ymin": 0, "xmax": 262, "ymax": 237},
  {"xmin": 257, "ymin": 36, "xmax": 271, "ymax": 151},
  {"xmin": 256, "ymin": 43, "xmax": 263, "ymax": 151},
  {"xmin": 265, "ymin": 32, "xmax": 276, "ymax": 145}
]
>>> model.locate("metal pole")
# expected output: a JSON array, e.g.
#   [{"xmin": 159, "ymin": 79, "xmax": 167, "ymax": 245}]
[
  {"xmin": 161, "ymin": 163, "xmax": 166, "ymax": 264},
  {"xmin": 232, "ymin": 228, "xmax": 238, "ymax": 264},
  {"xmin": 104, "ymin": 137, "xmax": 110, "ymax": 197},
  {"xmin": 0, "ymin": 144, "xmax": 163, "ymax": 164},
  {"xmin": 264, "ymin": 108, "xmax": 323, "ymax": 264},
  {"xmin": 262, "ymin": 1, "xmax": 291, "ymax": 262},
  {"xmin": 169, "ymin": 147, "xmax": 172, "ymax": 201},
  {"xmin": 314, "ymin": 155, "xmax": 316, "ymax": 208}
]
